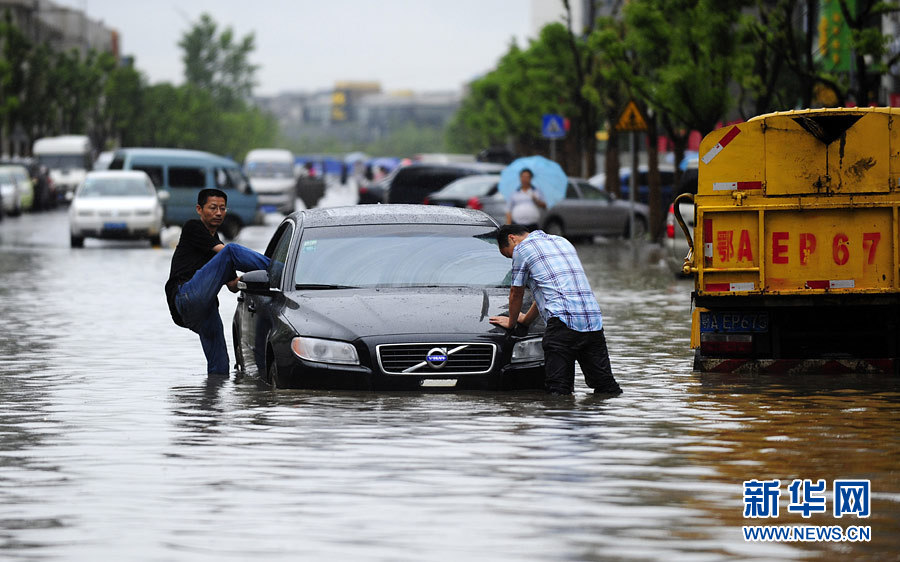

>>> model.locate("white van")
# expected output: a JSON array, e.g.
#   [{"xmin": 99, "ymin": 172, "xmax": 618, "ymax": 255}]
[
  {"xmin": 33, "ymin": 135, "xmax": 93, "ymax": 202},
  {"xmin": 243, "ymin": 148, "xmax": 297, "ymax": 214}
]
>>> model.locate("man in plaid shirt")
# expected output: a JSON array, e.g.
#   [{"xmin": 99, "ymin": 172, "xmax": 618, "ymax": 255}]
[{"xmin": 489, "ymin": 224, "xmax": 621, "ymax": 395}]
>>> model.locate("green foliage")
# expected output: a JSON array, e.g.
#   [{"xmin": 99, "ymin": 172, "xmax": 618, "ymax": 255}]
[
  {"xmin": 446, "ymin": 25, "xmax": 587, "ymax": 158},
  {"xmin": 0, "ymin": 10, "xmax": 276, "ymax": 159},
  {"xmin": 179, "ymin": 13, "xmax": 258, "ymax": 110}
]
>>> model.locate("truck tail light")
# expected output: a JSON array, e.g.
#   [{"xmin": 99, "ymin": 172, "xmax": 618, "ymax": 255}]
[
  {"xmin": 700, "ymin": 333, "xmax": 753, "ymax": 356},
  {"xmin": 466, "ymin": 196, "xmax": 482, "ymax": 210}
]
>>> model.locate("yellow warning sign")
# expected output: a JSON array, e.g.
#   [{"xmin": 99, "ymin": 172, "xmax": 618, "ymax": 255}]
[{"xmin": 615, "ymin": 101, "xmax": 648, "ymax": 131}]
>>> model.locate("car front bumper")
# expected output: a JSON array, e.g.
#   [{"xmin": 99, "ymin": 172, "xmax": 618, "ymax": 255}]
[{"xmin": 70, "ymin": 215, "xmax": 161, "ymax": 239}]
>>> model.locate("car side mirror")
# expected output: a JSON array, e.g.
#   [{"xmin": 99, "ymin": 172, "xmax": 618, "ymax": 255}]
[
  {"xmin": 157, "ymin": 190, "xmax": 170, "ymax": 202},
  {"xmin": 237, "ymin": 269, "xmax": 272, "ymax": 294}
]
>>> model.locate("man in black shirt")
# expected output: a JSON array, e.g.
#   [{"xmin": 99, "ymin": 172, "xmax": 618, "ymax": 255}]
[{"xmin": 165, "ymin": 188, "xmax": 270, "ymax": 375}]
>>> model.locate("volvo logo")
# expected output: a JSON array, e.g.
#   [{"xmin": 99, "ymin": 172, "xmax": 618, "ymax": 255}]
[{"xmin": 425, "ymin": 347, "xmax": 449, "ymax": 369}]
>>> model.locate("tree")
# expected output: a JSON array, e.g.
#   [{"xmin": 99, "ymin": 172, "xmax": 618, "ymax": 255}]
[{"xmin": 179, "ymin": 13, "xmax": 258, "ymax": 109}]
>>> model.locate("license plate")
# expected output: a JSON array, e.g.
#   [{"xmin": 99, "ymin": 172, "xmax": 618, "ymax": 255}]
[
  {"xmin": 420, "ymin": 379, "xmax": 457, "ymax": 388},
  {"xmin": 103, "ymin": 222, "xmax": 127, "ymax": 230},
  {"xmin": 700, "ymin": 312, "xmax": 769, "ymax": 333}
]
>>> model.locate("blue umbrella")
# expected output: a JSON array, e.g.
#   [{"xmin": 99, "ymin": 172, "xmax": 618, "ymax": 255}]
[{"xmin": 498, "ymin": 156, "xmax": 568, "ymax": 209}]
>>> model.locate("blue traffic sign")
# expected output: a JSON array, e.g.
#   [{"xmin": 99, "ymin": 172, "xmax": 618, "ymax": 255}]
[{"xmin": 542, "ymin": 114, "xmax": 566, "ymax": 139}]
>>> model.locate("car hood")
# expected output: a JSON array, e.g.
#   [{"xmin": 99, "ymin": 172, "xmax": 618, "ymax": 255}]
[
  {"xmin": 282, "ymin": 286, "xmax": 530, "ymax": 340},
  {"xmin": 71, "ymin": 197, "xmax": 159, "ymax": 212}
]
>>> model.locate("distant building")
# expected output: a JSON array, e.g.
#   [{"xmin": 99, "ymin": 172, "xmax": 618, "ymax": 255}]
[
  {"xmin": 255, "ymin": 82, "xmax": 461, "ymax": 144},
  {"xmin": 0, "ymin": 0, "xmax": 119, "ymax": 57}
]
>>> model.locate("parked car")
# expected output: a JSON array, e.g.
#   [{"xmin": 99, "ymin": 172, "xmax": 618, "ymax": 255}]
[
  {"xmin": 1, "ymin": 158, "xmax": 55, "ymax": 210},
  {"xmin": 107, "ymin": 148, "xmax": 261, "ymax": 239},
  {"xmin": 368, "ymin": 162, "xmax": 504, "ymax": 205},
  {"xmin": 0, "ymin": 168, "xmax": 20, "ymax": 217},
  {"xmin": 665, "ymin": 168, "xmax": 697, "ymax": 276},
  {"xmin": 423, "ymin": 174, "xmax": 505, "ymax": 223},
  {"xmin": 589, "ymin": 164, "xmax": 676, "ymax": 210},
  {"xmin": 232, "ymin": 204, "xmax": 546, "ymax": 390},
  {"xmin": 68, "ymin": 170, "xmax": 167, "ymax": 248},
  {"xmin": 243, "ymin": 148, "xmax": 297, "ymax": 214},
  {"xmin": 0, "ymin": 165, "xmax": 33, "ymax": 216},
  {"xmin": 542, "ymin": 179, "xmax": 650, "ymax": 240}
]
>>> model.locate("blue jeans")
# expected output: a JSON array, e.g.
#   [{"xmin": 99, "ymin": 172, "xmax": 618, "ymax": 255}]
[{"xmin": 175, "ymin": 244, "xmax": 270, "ymax": 374}]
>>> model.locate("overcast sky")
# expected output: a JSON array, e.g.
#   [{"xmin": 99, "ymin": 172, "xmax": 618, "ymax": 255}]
[{"xmin": 55, "ymin": 0, "xmax": 535, "ymax": 96}]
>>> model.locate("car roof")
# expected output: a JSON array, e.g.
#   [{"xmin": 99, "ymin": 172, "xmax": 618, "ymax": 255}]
[
  {"xmin": 86, "ymin": 170, "xmax": 149, "ymax": 180},
  {"xmin": 401, "ymin": 162, "xmax": 505, "ymax": 173},
  {"xmin": 289, "ymin": 204, "xmax": 498, "ymax": 228},
  {"xmin": 113, "ymin": 147, "xmax": 237, "ymax": 166}
]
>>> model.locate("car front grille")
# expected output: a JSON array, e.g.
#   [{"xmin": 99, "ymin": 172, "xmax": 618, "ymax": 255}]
[{"xmin": 376, "ymin": 342, "xmax": 496, "ymax": 375}]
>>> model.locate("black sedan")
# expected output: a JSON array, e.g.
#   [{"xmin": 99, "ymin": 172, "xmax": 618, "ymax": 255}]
[{"xmin": 232, "ymin": 205, "xmax": 546, "ymax": 390}]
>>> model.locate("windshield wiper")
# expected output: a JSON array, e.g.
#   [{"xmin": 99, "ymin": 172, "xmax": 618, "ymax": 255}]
[{"xmin": 294, "ymin": 283, "xmax": 358, "ymax": 290}]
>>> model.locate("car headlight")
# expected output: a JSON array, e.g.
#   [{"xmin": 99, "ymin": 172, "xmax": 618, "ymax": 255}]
[
  {"xmin": 511, "ymin": 338, "xmax": 544, "ymax": 363},
  {"xmin": 291, "ymin": 336, "xmax": 359, "ymax": 365}
]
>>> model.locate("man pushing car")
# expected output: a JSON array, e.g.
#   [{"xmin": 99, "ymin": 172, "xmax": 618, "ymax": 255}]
[{"xmin": 489, "ymin": 224, "xmax": 622, "ymax": 396}]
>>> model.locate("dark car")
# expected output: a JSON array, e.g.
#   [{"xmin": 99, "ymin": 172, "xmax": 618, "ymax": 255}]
[
  {"xmin": 233, "ymin": 205, "xmax": 546, "ymax": 390},
  {"xmin": 358, "ymin": 163, "xmax": 505, "ymax": 205},
  {"xmin": 542, "ymin": 179, "xmax": 650, "ymax": 240},
  {"xmin": 424, "ymin": 174, "xmax": 505, "ymax": 224}
]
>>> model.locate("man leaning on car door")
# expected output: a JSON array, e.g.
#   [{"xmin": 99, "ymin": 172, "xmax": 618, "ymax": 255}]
[{"xmin": 164, "ymin": 188, "xmax": 270, "ymax": 376}]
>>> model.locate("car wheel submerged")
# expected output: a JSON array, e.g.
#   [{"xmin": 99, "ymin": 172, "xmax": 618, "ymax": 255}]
[
  {"xmin": 544, "ymin": 219, "xmax": 565, "ymax": 237},
  {"xmin": 220, "ymin": 216, "xmax": 241, "ymax": 240},
  {"xmin": 625, "ymin": 215, "xmax": 648, "ymax": 239},
  {"xmin": 267, "ymin": 358, "xmax": 279, "ymax": 389}
]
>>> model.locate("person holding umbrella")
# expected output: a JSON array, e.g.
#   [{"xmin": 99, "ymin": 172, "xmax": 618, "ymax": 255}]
[
  {"xmin": 504, "ymin": 168, "xmax": 546, "ymax": 230},
  {"xmin": 498, "ymin": 155, "xmax": 569, "ymax": 228},
  {"xmin": 489, "ymin": 223, "xmax": 622, "ymax": 396}
]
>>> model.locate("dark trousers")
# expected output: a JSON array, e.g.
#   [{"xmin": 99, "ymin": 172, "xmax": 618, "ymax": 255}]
[{"xmin": 542, "ymin": 317, "xmax": 620, "ymax": 394}]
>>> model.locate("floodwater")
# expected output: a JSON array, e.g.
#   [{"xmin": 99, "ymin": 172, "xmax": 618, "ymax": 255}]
[{"xmin": 1, "ymin": 208, "xmax": 898, "ymax": 561}]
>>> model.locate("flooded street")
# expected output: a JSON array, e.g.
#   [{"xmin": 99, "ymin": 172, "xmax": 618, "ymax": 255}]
[{"xmin": 1, "ymin": 209, "xmax": 898, "ymax": 561}]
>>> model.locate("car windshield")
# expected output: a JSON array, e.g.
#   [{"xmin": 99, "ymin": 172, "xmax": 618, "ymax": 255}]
[
  {"xmin": 246, "ymin": 161, "xmax": 293, "ymax": 178},
  {"xmin": 79, "ymin": 177, "xmax": 154, "ymax": 197},
  {"xmin": 436, "ymin": 177, "xmax": 497, "ymax": 198},
  {"xmin": 293, "ymin": 224, "xmax": 511, "ymax": 288},
  {"xmin": 37, "ymin": 154, "xmax": 86, "ymax": 169}
]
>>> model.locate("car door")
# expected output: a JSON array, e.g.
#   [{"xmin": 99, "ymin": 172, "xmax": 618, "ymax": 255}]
[
  {"xmin": 578, "ymin": 181, "xmax": 625, "ymax": 236},
  {"xmin": 242, "ymin": 221, "xmax": 294, "ymax": 372}
]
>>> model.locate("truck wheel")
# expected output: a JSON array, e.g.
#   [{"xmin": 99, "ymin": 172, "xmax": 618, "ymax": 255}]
[{"xmin": 70, "ymin": 235, "xmax": 84, "ymax": 248}]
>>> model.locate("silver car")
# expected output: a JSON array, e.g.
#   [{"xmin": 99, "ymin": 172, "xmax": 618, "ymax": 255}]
[
  {"xmin": 68, "ymin": 170, "xmax": 167, "ymax": 247},
  {"xmin": 542, "ymin": 179, "xmax": 650, "ymax": 240}
]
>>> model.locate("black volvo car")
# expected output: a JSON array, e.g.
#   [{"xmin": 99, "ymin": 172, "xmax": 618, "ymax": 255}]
[{"xmin": 233, "ymin": 205, "xmax": 546, "ymax": 390}]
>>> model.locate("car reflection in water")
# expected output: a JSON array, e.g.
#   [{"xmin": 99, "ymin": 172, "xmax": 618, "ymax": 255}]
[{"xmin": 233, "ymin": 205, "xmax": 546, "ymax": 390}]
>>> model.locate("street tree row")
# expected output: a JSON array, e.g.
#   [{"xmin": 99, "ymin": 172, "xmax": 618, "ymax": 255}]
[
  {"xmin": 447, "ymin": 0, "xmax": 900, "ymax": 239},
  {"xmin": 0, "ymin": 11, "xmax": 275, "ymax": 160}
]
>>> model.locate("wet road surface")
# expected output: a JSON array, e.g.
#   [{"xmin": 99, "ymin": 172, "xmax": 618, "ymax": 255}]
[{"xmin": 0, "ymin": 208, "xmax": 898, "ymax": 560}]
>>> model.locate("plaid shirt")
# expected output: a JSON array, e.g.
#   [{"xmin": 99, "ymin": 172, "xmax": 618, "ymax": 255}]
[{"xmin": 510, "ymin": 230, "xmax": 603, "ymax": 332}]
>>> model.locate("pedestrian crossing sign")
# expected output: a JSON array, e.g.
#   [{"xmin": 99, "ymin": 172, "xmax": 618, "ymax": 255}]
[
  {"xmin": 615, "ymin": 101, "xmax": 648, "ymax": 131},
  {"xmin": 542, "ymin": 114, "xmax": 566, "ymax": 139}
]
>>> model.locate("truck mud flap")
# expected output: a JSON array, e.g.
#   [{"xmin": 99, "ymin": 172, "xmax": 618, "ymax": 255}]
[{"xmin": 695, "ymin": 357, "xmax": 896, "ymax": 375}]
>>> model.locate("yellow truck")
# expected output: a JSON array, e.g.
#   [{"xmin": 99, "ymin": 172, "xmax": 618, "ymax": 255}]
[{"xmin": 676, "ymin": 107, "xmax": 900, "ymax": 374}]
